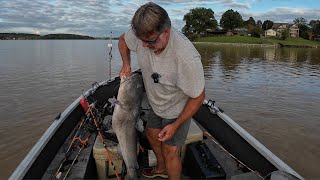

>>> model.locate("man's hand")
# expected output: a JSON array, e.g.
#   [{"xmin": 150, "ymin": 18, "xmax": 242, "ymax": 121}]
[
  {"xmin": 158, "ymin": 123, "xmax": 178, "ymax": 142},
  {"xmin": 158, "ymin": 90, "xmax": 205, "ymax": 142},
  {"xmin": 119, "ymin": 64, "xmax": 131, "ymax": 78}
]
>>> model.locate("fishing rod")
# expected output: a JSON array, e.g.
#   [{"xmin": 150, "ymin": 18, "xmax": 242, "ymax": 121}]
[
  {"xmin": 53, "ymin": 91, "xmax": 95, "ymax": 179},
  {"xmin": 54, "ymin": 80, "xmax": 116, "ymax": 179},
  {"xmin": 61, "ymin": 132, "xmax": 92, "ymax": 180},
  {"xmin": 53, "ymin": 110, "xmax": 92, "ymax": 179},
  {"xmin": 108, "ymin": 31, "xmax": 113, "ymax": 81},
  {"xmin": 87, "ymin": 104, "xmax": 121, "ymax": 180}
]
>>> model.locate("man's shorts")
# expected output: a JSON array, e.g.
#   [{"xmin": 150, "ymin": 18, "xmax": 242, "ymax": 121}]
[{"xmin": 146, "ymin": 109, "xmax": 191, "ymax": 146}]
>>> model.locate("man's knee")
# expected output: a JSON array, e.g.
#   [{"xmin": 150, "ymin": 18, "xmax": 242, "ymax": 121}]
[{"xmin": 162, "ymin": 143, "xmax": 180, "ymax": 160}]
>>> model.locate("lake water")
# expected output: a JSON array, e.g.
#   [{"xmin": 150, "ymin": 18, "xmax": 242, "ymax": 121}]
[{"xmin": 0, "ymin": 40, "xmax": 319, "ymax": 179}]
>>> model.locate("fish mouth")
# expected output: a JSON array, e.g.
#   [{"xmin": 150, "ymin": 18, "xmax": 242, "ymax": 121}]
[{"xmin": 115, "ymin": 73, "xmax": 141, "ymax": 90}]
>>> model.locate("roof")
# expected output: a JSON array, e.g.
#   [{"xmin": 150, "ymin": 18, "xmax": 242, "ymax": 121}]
[
  {"xmin": 272, "ymin": 23, "xmax": 298, "ymax": 29},
  {"xmin": 265, "ymin": 29, "xmax": 276, "ymax": 32}
]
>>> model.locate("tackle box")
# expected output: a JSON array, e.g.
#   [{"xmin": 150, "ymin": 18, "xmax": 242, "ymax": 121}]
[{"xmin": 93, "ymin": 137, "xmax": 123, "ymax": 179}]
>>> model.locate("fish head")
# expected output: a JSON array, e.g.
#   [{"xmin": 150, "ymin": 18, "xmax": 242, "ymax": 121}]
[{"xmin": 117, "ymin": 73, "xmax": 144, "ymax": 107}]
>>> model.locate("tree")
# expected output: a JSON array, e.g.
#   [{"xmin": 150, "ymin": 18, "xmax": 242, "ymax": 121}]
[
  {"xmin": 299, "ymin": 24, "xmax": 310, "ymax": 39},
  {"xmin": 220, "ymin": 9, "xmax": 243, "ymax": 31},
  {"xmin": 182, "ymin": 8, "xmax": 218, "ymax": 35},
  {"xmin": 309, "ymin": 20, "xmax": 320, "ymax": 37},
  {"xmin": 262, "ymin": 20, "xmax": 274, "ymax": 30},
  {"xmin": 244, "ymin": 17, "xmax": 257, "ymax": 35},
  {"xmin": 281, "ymin": 29, "xmax": 289, "ymax": 40},
  {"xmin": 294, "ymin": 17, "xmax": 308, "ymax": 25},
  {"xmin": 257, "ymin": 20, "xmax": 263, "ymax": 28},
  {"xmin": 293, "ymin": 17, "xmax": 310, "ymax": 39},
  {"xmin": 251, "ymin": 27, "xmax": 263, "ymax": 38},
  {"xmin": 246, "ymin": 17, "xmax": 256, "ymax": 26}
]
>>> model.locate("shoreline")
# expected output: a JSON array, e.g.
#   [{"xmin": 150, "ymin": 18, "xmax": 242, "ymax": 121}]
[
  {"xmin": 193, "ymin": 41, "xmax": 318, "ymax": 48},
  {"xmin": 193, "ymin": 41, "xmax": 276, "ymax": 47}
]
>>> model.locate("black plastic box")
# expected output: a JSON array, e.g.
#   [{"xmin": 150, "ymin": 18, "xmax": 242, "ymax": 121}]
[{"xmin": 183, "ymin": 141, "xmax": 226, "ymax": 179}]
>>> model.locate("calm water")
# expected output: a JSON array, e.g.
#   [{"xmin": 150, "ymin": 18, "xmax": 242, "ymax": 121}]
[{"xmin": 0, "ymin": 40, "xmax": 319, "ymax": 179}]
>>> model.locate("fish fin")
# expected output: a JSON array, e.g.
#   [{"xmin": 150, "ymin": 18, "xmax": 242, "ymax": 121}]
[
  {"xmin": 135, "ymin": 118, "xmax": 144, "ymax": 133},
  {"xmin": 108, "ymin": 96, "xmax": 120, "ymax": 106}
]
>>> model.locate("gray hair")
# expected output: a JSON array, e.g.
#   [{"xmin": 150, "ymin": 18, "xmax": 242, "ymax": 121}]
[{"xmin": 131, "ymin": 2, "xmax": 171, "ymax": 39}]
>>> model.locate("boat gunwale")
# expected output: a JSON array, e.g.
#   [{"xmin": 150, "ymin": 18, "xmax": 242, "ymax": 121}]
[{"xmin": 203, "ymin": 100, "xmax": 304, "ymax": 179}]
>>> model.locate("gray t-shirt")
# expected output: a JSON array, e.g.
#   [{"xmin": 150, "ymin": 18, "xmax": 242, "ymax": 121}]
[{"xmin": 124, "ymin": 27, "xmax": 205, "ymax": 119}]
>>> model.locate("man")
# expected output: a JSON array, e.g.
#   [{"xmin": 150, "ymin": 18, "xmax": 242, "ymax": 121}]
[{"xmin": 118, "ymin": 2, "xmax": 205, "ymax": 180}]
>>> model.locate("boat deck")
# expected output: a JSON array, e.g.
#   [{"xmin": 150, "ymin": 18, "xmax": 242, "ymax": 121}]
[{"xmin": 103, "ymin": 136, "xmax": 261, "ymax": 180}]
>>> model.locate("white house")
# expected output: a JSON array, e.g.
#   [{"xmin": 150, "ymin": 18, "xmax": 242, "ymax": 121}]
[
  {"xmin": 271, "ymin": 23, "xmax": 300, "ymax": 37},
  {"xmin": 265, "ymin": 29, "xmax": 277, "ymax": 37}
]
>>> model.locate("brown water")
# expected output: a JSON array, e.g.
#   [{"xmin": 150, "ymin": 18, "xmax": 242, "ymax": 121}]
[{"xmin": 0, "ymin": 40, "xmax": 319, "ymax": 179}]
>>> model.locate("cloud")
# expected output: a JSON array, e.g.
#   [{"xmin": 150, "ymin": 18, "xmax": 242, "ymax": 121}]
[
  {"xmin": 0, "ymin": 0, "xmax": 129, "ymax": 36},
  {"xmin": 239, "ymin": 7, "xmax": 320, "ymax": 23},
  {"xmin": 0, "ymin": 0, "xmax": 319, "ymax": 36}
]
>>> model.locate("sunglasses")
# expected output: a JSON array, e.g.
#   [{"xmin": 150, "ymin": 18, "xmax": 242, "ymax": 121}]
[{"xmin": 141, "ymin": 33, "xmax": 162, "ymax": 44}]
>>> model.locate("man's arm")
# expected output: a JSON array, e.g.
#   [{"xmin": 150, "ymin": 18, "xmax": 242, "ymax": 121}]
[
  {"xmin": 158, "ymin": 89, "xmax": 205, "ymax": 142},
  {"xmin": 118, "ymin": 33, "xmax": 131, "ymax": 77}
]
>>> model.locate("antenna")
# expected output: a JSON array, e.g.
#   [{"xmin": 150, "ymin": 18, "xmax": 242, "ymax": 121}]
[{"xmin": 108, "ymin": 31, "xmax": 113, "ymax": 81}]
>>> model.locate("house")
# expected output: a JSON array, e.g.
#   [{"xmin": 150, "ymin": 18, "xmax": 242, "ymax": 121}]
[
  {"xmin": 265, "ymin": 29, "xmax": 277, "ymax": 37},
  {"xmin": 270, "ymin": 23, "xmax": 299, "ymax": 37},
  {"xmin": 288, "ymin": 24, "xmax": 299, "ymax": 37}
]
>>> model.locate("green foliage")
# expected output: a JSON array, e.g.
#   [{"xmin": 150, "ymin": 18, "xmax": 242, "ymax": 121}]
[
  {"xmin": 256, "ymin": 20, "xmax": 262, "ymax": 28},
  {"xmin": 0, "ymin": 33, "xmax": 40, "ymax": 40},
  {"xmin": 0, "ymin": 33, "xmax": 95, "ymax": 40},
  {"xmin": 194, "ymin": 36, "xmax": 269, "ymax": 44},
  {"xmin": 281, "ymin": 29, "xmax": 289, "ymax": 40},
  {"xmin": 250, "ymin": 27, "xmax": 263, "ymax": 38},
  {"xmin": 309, "ymin": 20, "xmax": 320, "ymax": 36},
  {"xmin": 245, "ymin": 17, "xmax": 256, "ymax": 26},
  {"xmin": 194, "ymin": 36, "xmax": 320, "ymax": 47},
  {"xmin": 262, "ymin": 20, "xmax": 274, "ymax": 30},
  {"xmin": 294, "ymin": 17, "xmax": 308, "ymax": 25},
  {"xmin": 298, "ymin": 24, "xmax": 310, "ymax": 40},
  {"xmin": 244, "ymin": 17, "xmax": 256, "ymax": 34},
  {"xmin": 41, "ymin": 34, "xmax": 94, "ymax": 39},
  {"xmin": 293, "ymin": 17, "xmax": 310, "ymax": 40},
  {"xmin": 220, "ymin": 9, "xmax": 243, "ymax": 31},
  {"xmin": 300, "ymin": 31, "xmax": 310, "ymax": 40},
  {"xmin": 267, "ymin": 37, "xmax": 320, "ymax": 46},
  {"xmin": 182, "ymin": 7, "xmax": 218, "ymax": 35},
  {"xmin": 186, "ymin": 33, "xmax": 200, "ymax": 41}
]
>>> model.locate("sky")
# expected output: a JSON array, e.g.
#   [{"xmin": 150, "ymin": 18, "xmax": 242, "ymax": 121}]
[{"xmin": 0, "ymin": 0, "xmax": 319, "ymax": 37}]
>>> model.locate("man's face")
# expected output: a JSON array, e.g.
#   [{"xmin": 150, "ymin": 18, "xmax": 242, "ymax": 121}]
[{"xmin": 140, "ymin": 29, "xmax": 169, "ymax": 52}]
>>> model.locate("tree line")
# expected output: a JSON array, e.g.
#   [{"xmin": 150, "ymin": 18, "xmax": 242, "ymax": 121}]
[
  {"xmin": 182, "ymin": 8, "xmax": 320, "ymax": 40},
  {"xmin": 0, "ymin": 33, "xmax": 94, "ymax": 40}
]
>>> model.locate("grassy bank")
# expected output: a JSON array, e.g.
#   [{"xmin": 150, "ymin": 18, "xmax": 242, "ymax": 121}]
[
  {"xmin": 194, "ymin": 36, "xmax": 272, "ymax": 44},
  {"xmin": 194, "ymin": 36, "xmax": 320, "ymax": 47},
  {"xmin": 266, "ymin": 37, "xmax": 320, "ymax": 46}
]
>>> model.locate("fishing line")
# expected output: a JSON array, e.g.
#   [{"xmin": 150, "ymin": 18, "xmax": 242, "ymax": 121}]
[
  {"xmin": 205, "ymin": 132, "xmax": 263, "ymax": 178},
  {"xmin": 88, "ymin": 105, "xmax": 121, "ymax": 180}
]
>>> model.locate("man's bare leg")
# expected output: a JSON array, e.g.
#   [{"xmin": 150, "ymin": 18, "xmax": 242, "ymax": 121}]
[
  {"xmin": 162, "ymin": 143, "xmax": 181, "ymax": 180},
  {"xmin": 146, "ymin": 128, "xmax": 166, "ymax": 173}
]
